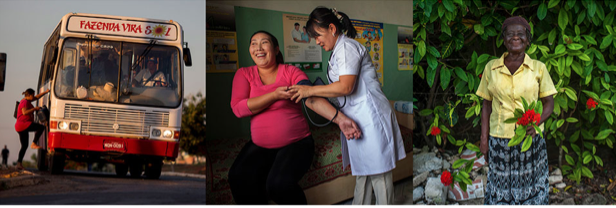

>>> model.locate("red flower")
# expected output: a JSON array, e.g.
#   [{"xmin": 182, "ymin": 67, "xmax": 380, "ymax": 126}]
[
  {"xmin": 586, "ymin": 98, "xmax": 598, "ymax": 109},
  {"xmin": 430, "ymin": 126, "xmax": 441, "ymax": 136},
  {"xmin": 441, "ymin": 171, "xmax": 453, "ymax": 186},
  {"xmin": 516, "ymin": 109, "xmax": 540, "ymax": 126},
  {"xmin": 479, "ymin": 74, "xmax": 482, "ymax": 79}
]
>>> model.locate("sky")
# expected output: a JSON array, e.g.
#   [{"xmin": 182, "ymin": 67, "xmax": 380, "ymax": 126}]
[{"xmin": 0, "ymin": 0, "xmax": 206, "ymax": 165}]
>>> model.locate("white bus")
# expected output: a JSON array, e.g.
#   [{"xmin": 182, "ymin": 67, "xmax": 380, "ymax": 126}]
[{"xmin": 30, "ymin": 13, "xmax": 192, "ymax": 178}]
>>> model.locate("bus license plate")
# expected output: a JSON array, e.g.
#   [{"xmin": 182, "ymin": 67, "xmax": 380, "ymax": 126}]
[{"xmin": 103, "ymin": 140, "xmax": 126, "ymax": 152}]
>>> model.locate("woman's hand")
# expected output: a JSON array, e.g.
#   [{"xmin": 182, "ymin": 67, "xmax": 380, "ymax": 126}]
[
  {"xmin": 273, "ymin": 86, "xmax": 295, "ymax": 100},
  {"xmin": 34, "ymin": 107, "xmax": 42, "ymax": 111},
  {"xmin": 334, "ymin": 114, "xmax": 361, "ymax": 140},
  {"xmin": 526, "ymin": 125, "xmax": 537, "ymax": 137},
  {"xmin": 288, "ymin": 85, "xmax": 313, "ymax": 103}
]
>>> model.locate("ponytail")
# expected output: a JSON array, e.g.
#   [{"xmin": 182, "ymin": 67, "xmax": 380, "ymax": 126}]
[{"xmin": 306, "ymin": 7, "xmax": 358, "ymax": 38}]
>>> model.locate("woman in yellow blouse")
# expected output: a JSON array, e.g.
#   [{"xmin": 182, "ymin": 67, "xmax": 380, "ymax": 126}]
[{"xmin": 476, "ymin": 16, "xmax": 556, "ymax": 205}]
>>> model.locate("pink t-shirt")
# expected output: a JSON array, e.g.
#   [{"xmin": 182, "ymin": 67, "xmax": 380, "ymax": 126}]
[
  {"xmin": 230, "ymin": 64, "xmax": 311, "ymax": 149},
  {"xmin": 15, "ymin": 99, "xmax": 34, "ymax": 132}
]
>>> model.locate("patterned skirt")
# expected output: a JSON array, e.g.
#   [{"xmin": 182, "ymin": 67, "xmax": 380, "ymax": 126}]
[{"xmin": 484, "ymin": 134, "xmax": 549, "ymax": 205}]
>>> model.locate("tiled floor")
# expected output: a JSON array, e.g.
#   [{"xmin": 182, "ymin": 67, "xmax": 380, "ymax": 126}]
[{"xmin": 336, "ymin": 176, "xmax": 414, "ymax": 205}]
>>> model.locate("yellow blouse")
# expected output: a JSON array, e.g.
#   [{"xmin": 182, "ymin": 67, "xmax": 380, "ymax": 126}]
[{"xmin": 476, "ymin": 53, "xmax": 557, "ymax": 139}]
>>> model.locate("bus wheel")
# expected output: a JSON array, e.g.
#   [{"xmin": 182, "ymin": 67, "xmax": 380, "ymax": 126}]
[
  {"xmin": 49, "ymin": 152, "xmax": 65, "ymax": 174},
  {"xmin": 145, "ymin": 160, "xmax": 163, "ymax": 179},
  {"xmin": 37, "ymin": 149, "xmax": 48, "ymax": 171},
  {"xmin": 115, "ymin": 164, "xmax": 128, "ymax": 177},
  {"xmin": 129, "ymin": 162, "xmax": 143, "ymax": 178}
]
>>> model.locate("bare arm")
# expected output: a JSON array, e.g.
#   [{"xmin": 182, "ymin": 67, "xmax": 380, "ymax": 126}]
[
  {"xmin": 34, "ymin": 89, "xmax": 51, "ymax": 100},
  {"xmin": 22, "ymin": 106, "xmax": 41, "ymax": 115},
  {"xmin": 305, "ymin": 97, "xmax": 361, "ymax": 139},
  {"xmin": 480, "ymin": 99, "xmax": 492, "ymax": 155},
  {"xmin": 246, "ymin": 87, "xmax": 294, "ymax": 114},
  {"xmin": 289, "ymin": 75, "xmax": 357, "ymax": 103}
]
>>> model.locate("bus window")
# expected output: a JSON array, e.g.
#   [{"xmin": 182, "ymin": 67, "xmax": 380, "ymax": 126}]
[
  {"xmin": 0, "ymin": 53, "xmax": 5, "ymax": 91},
  {"xmin": 55, "ymin": 48, "xmax": 77, "ymax": 97}
]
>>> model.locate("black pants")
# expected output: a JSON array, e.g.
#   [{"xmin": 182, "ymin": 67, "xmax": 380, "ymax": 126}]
[
  {"xmin": 17, "ymin": 123, "xmax": 45, "ymax": 163},
  {"xmin": 1, "ymin": 157, "xmax": 6, "ymax": 167},
  {"xmin": 228, "ymin": 135, "xmax": 314, "ymax": 205}
]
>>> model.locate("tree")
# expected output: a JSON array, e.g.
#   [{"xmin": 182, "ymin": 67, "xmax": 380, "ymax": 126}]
[
  {"xmin": 180, "ymin": 92, "xmax": 206, "ymax": 156},
  {"xmin": 414, "ymin": 0, "xmax": 616, "ymax": 185}
]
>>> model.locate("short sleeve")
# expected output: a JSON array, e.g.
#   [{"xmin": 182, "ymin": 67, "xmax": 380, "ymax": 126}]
[
  {"xmin": 337, "ymin": 42, "xmax": 362, "ymax": 76},
  {"xmin": 475, "ymin": 61, "xmax": 493, "ymax": 101},
  {"xmin": 286, "ymin": 65, "xmax": 309, "ymax": 85},
  {"xmin": 538, "ymin": 64, "xmax": 557, "ymax": 98}
]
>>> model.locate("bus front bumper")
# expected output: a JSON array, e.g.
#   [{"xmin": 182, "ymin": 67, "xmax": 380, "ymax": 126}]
[{"xmin": 48, "ymin": 132, "xmax": 179, "ymax": 159}]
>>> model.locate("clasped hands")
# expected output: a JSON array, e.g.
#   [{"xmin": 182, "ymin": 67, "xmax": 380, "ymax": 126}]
[{"xmin": 274, "ymin": 85, "xmax": 361, "ymax": 140}]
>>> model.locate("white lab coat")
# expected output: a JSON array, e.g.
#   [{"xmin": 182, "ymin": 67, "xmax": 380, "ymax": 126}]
[{"xmin": 327, "ymin": 35, "xmax": 406, "ymax": 176}]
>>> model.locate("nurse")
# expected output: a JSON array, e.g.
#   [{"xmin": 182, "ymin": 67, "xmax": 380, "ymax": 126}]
[{"xmin": 289, "ymin": 7, "xmax": 406, "ymax": 205}]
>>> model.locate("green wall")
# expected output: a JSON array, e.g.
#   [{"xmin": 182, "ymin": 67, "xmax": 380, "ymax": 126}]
[{"xmin": 206, "ymin": 6, "xmax": 412, "ymax": 139}]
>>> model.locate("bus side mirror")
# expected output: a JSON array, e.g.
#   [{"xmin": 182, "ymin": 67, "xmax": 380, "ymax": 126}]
[
  {"xmin": 183, "ymin": 47, "xmax": 192, "ymax": 67},
  {"xmin": 0, "ymin": 53, "xmax": 6, "ymax": 91}
]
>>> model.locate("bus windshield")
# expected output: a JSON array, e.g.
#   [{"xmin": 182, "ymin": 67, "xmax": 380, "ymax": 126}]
[{"xmin": 55, "ymin": 38, "xmax": 181, "ymax": 108}]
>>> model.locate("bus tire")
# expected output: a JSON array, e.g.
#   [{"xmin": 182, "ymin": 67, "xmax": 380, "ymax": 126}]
[
  {"xmin": 115, "ymin": 164, "xmax": 128, "ymax": 177},
  {"xmin": 129, "ymin": 162, "xmax": 143, "ymax": 178},
  {"xmin": 49, "ymin": 152, "xmax": 65, "ymax": 174},
  {"xmin": 37, "ymin": 149, "xmax": 48, "ymax": 171},
  {"xmin": 145, "ymin": 160, "xmax": 163, "ymax": 179}
]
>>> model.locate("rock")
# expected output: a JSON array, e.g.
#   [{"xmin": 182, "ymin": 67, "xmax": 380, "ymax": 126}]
[
  {"xmin": 422, "ymin": 145, "xmax": 429, "ymax": 153},
  {"xmin": 548, "ymin": 175, "xmax": 563, "ymax": 185},
  {"xmin": 555, "ymin": 182, "xmax": 566, "ymax": 189},
  {"xmin": 425, "ymin": 177, "xmax": 446, "ymax": 204},
  {"xmin": 549, "ymin": 186, "xmax": 553, "ymax": 193},
  {"xmin": 433, "ymin": 169, "xmax": 441, "ymax": 175},
  {"xmin": 432, "ymin": 146, "xmax": 439, "ymax": 153},
  {"xmin": 550, "ymin": 168, "xmax": 562, "ymax": 176},
  {"xmin": 442, "ymin": 161, "xmax": 451, "ymax": 170},
  {"xmin": 413, "ymin": 187, "xmax": 424, "ymax": 202},
  {"xmin": 471, "ymin": 171, "xmax": 478, "ymax": 178},
  {"xmin": 560, "ymin": 198, "xmax": 575, "ymax": 205},
  {"xmin": 413, "ymin": 148, "xmax": 422, "ymax": 154},
  {"xmin": 482, "ymin": 166, "xmax": 489, "ymax": 175},
  {"xmin": 413, "ymin": 152, "xmax": 442, "ymax": 173},
  {"xmin": 415, "ymin": 201, "xmax": 425, "ymax": 205},
  {"xmin": 413, "ymin": 171, "xmax": 429, "ymax": 187},
  {"xmin": 582, "ymin": 193, "xmax": 607, "ymax": 205}
]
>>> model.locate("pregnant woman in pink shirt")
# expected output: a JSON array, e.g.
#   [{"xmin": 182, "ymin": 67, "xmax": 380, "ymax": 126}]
[{"xmin": 229, "ymin": 31, "xmax": 361, "ymax": 204}]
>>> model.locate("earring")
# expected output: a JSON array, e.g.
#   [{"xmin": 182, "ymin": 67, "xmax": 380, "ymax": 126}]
[{"xmin": 332, "ymin": 33, "xmax": 335, "ymax": 37}]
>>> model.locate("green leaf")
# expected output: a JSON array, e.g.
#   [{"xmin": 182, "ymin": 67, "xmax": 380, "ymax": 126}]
[
  {"xmin": 597, "ymin": 59, "xmax": 608, "ymax": 71},
  {"xmin": 565, "ymin": 155, "xmax": 575, "ymax": 166},
  {"xmin": 582, "ymin": 90, "xmax": 600, "ymax": 100},
  {"xmin": 477, "ymin": 54, "xmax": 490, "ymax": 64},
  {"xmin": 570, "ymin": 130, "xmax": 580, "ymax": 143},
  {"xmin": 594, "ymin": 155, "xmax": 603, "ymax": 166},
  {"xmin": 427, "ymin": 46, "xmax": 441, "ymax": 58},
  {"xmin": 567, "ymin": 44, "xmax": 583, "ymax": 50},
  {"xmin": 441, "ymin": 22, "xmax": 452, "ymax": 36},
  {"xmin": 447, "ymin": 134, "xmax": 456, "ymax": 145},
  {"xmin": 557, "ymin": 119, "xmax": 565, "ymax": 128},
  {"xmin": 548, "ymin": 0, "xmax": 561, "ymax": 8},
  {"xmin": 521, "ymin": 135, "xmax": 533, "ymax": 152},
  {"xmin": 558, "ymin": 9, "xmax": 568, "ymax": 31},
  {"xmin": 452, "ymin": 159, "xmax": 469, "ymax": 169},
  {"xmin": 583, "ymin": 154, "xmax": 593, "ymax": 164},
  {"xmin": 427, "ymin": 66, "xmax": 436, "ymax": 87},
  {"xmin": 427, "ymin": 53, "xmax": 438, "ymax": 69},
  {"xmin": 440, "ymin": 67, "xmax": 452, "ymax": 90},
  {"xmin": 595, "ymin": 129, "xmax": 614, "ymax": 140},
  {"xmin": 571, "ymin": 143, "xmax": 581, "ymax": 155},
  {"xmin": 454, "ymin": 67, "xmax": 468, "ymax": 82},
  {"xmin": 555, "ymin": 44, "xmax": 566, "ymax": 54},
  {"xmin": 442, "ymin": 0, "xmax": 455, "ymax": 12},
  {"xmin": 441, "ymin": 39, "xmax": 455, "ymax": 58},
  {"xmin": 465, "ymin": 106, "xmax": 476, "ymax": 119},
  {"xmin": 537, "ymin": 3, "xmax": 548, "ymax": 20},
  {"xmin": 562, "ymin": 146, "xmax": 569, "ymax": 154},
  {"xmin": 549, "ymin": 29, "xmax": 558, "ymax": 45},
  {"xmin": 600, "ymin": 35, "xmax": 613, "ymax": 50},
  {"xmin": 438, "ymin": 4, "xmax": 446, "ymax": 17},
  {"xmin": 587, "ymin": 1, "xmax": 597, "ymax": 18},
  {"xmin": 474, "ymin": 24, "xmax": 484, "ymax": 35},
  {"xmin": 564, "ymin": 88, "xmax": 577, "ymax": 101},
  {"xmin": 605, "ymin": 110, "xmax": 614, "ymax": 124},
  {"xmin": 504, "ymin": 117, "xmax": 519, "ymax": 123},
  {"xmin": 418, "ymin": 40, "xmax": 426, "ymax": 57},
  {"xmin": 566, "ymin": 117, "xmax": 578, "ymax": 123},
  {"xmin": 466, "ymin": 143, "xmax": 480, "ymax": 152},
  {"xmin": 575, "ymin": 25, "xmax": 580, "ymax": 36},
  {"xmin": 527, "ymin": 44, "xmax": 538, "ymax": 54},
  {"xmin": 436, "ymin": 134, "xmax": 442, "ymax": 145},
  {"xmin": 583, "ymin": 35, "xmax": 598, "ymax": 45},
  {"xmin": 419, "ymin": 109, "xmax": 434, "ymax": 116},
  {"xmin": 581, "ymin": 166, "xmax": 594, "ymax": 178}
]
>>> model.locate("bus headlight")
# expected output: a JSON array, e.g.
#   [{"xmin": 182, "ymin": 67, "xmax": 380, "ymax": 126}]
[
  {"xmin": 162, "ymin": 130, "xmax": 173, "ymax": 138},
  {"xmin": 59, "ymin": 121, "xmax": 69, "ymax": 130},
  {"xmin": 69, "ymin": 122, "xmax": 79, "ymax": 131},
  {"xmin": 152, "ymin": 129, "xmax": 161, "ymax": 137}
]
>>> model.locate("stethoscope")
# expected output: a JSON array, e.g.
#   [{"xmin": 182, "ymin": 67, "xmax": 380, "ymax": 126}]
[{"xmin": 326, "ymin": 52, "xmax": 347, "ymax": 109}]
